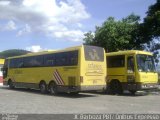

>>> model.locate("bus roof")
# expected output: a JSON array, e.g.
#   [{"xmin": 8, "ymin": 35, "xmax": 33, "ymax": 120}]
[
  {"xmin": 106, "ymin": 50, "xmax": 153, "ymax": 56},
  {"xmin": 6, "ymin": 45, "xmax": 83, "ymax": 59}
]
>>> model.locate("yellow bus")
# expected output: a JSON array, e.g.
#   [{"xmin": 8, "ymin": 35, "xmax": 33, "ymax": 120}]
[
  {"xmin": 106, "ymin": 50, "xmax": 158, "ymax": 94},
  {"xmin": 0, "ymin": 59, "xmax": 4, "ymax": 85},
  {"xmin": 3, "ymin": 45, "xmax": 106, "ymax": 94}
]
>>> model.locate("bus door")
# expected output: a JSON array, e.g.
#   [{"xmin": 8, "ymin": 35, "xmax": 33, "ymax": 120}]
[
  {"xmin": 126, "ymin": 55, "xmax": 136, "ymax": 84},
  {"xmin": 0, "ymin": 64, "xmax": 3, "ymax": 84},
  {"xmin": 2, "ymin": 59, "xmax": 8, "ymax": 79},
  {"xmin": 10, "ymin": 58, "xmax": 24, "ymax": 83}
]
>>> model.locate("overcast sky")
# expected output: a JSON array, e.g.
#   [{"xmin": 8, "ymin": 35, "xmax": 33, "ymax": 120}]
[{"xmin": 0, "ymin": 0, "xmax": 156, "ymax": 52}]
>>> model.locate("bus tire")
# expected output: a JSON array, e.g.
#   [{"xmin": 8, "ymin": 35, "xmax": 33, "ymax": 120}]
[
  {"xmin": 49, "ymin": 82, "xmax": 58, "ymax": 95},
  {"xmin": 129, "ymin": 90, "xmax": 136, "ymax": 95},
  {"xmin": 8, "ymin": 80, "xmax": 15, "ymax": 89},
  {"xmin": 39, "ymin": 81, "xmax": 47, "ymax": 94},
  {"xmin": 109, "ymin": 80, "xmax": 123, "ymax": 95}
]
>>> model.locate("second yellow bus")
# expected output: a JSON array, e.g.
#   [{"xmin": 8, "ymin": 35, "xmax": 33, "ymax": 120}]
[{"xmin": 106, "ymin": 50, "xmax": 158, "ymax": 94}]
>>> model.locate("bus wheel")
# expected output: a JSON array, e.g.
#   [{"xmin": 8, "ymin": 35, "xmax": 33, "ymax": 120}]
[
  {"xmin": 129, "ymin": 90, "xmax": 136, "ymax": 95},
  {"xmin": 49, "ymin": 82, "xmax": 58, "ymax": 95},
  {"xmin": 8, "ymin": 80, "xmax": 15, "ymax": 89},
  {"xmin": 110, "ymin": 80, "xmax": 123, "ymax": 95},
  {"xmin": 39, "ymin": 82, "xmax": 47, "ymax": 94}
]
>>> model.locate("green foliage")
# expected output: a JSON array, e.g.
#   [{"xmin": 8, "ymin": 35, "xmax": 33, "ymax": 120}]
[
  {"xmin": 84, "ymin": 14, "xmax": 141, "ymax": 52},
  {"xmin": 83, "ymin": 0, "xmax": 160, "ymax": 63},
  {"xmin": 143, "ymin": 0, "xmax": 160, "ymax": 37},
  {"xmin": 83, "ymin": 31, "xmax": 95, "ymax": 45},
  {"xmin": 0, "ymin": 49, "xmax": 31, "ymax": 59},
  {"xmin": 142, "ymin": 0, "xmax": 160, "ymax": 63}
]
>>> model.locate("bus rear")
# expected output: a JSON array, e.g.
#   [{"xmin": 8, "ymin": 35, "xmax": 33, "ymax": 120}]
[{"xmin": 79, "ymin": 45, "xmax": 106, "ymax": 91}]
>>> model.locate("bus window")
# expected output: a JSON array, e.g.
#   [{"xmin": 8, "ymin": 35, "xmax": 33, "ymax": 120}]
[
  {"xmin": 68, "ymin": 50, "xmax": 78, "ymax": 65},
  {"xmin": 23, "ymin": 56, "xmax": 43, "ymax": 67},
  {"xmin": 107, "ymin": 55, "xmax": 125, "ymax": 68},
  {"xmin": 137, "ymin": 54, "xmax": 156, "ymax": 72},
  {"xmin": 84, "ymin": 45, "xmax": 104, "ymax": 61},
  {"xmin": 10, "ymin": 58, "xmax": 23, "ymax": 68},
  {"xmin": 55, "ymin": 52, "xmax": 68, "ymax": 66},
  {"xmin": 55, "ymin": 51, "xmax": 78, "ymax": 66},
  {"xmin": 44, "ymin": 54, "xmax": 55, "ymax": 66}
]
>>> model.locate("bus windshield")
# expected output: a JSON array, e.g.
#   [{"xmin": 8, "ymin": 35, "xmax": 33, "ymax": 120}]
[
  {"xmin": 84, "ymin": 45, "xmax": 104, "ymax": 61},
  {"xmin": 136, "ymin": 54, "xmax": 156, "ymax": 72}
]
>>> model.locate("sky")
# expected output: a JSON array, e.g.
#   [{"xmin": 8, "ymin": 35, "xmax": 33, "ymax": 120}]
[{"xmin": 0, "ymin": 0, "xmax": 156, "ymax": 52}]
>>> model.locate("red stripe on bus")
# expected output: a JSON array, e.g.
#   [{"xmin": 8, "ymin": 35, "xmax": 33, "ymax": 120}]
[
  {"xmin": 55, "ymin": 69, "xmax": 65, "ymax": 85},
  {"xmin": 54, "ymin": 71, "xmax": 64, "ymax": 85},
  {"xmin": 53, "ymin": 73, "xmax": 61, "ymax": 85}
]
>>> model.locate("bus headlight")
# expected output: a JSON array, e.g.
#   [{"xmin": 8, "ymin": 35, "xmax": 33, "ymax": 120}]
[{"xmin": 127, "ymin": 76, "xmax": 135, "ymax": 83}]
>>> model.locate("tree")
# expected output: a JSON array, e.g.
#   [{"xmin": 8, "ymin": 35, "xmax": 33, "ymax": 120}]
[
  {"xmin": 83, "ymin": 14, "xmax": 141, "ymax": 52},
  {"xmin": 143, "ymin": 0, "xmax": 160, "ymax": 37},
  {"xmin": 83, "ymin": 1, "xmax": 160, "ymax": 63},
  {"xmin": 142, "ymin": 0, "xmax": 160, "ymax": 63},
  {"xmin": 84, "ymin": 0, "xmax": 160, "ymax": 63},
  {"xmin": 83, "ymin": 31, "xmax": 95, "ymax": 45}
]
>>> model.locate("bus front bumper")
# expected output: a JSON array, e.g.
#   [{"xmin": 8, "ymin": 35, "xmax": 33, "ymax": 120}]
[{"xmin": 122, "ymin": 82, "xmax": 158, "ymax": 91}]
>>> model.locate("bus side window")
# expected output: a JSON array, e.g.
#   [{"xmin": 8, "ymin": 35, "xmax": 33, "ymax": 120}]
[
  {"xmin": 55, "ymin": 52, "xmax": 68, "ymax": 66},
  {"xmin": 127, "ymin": 56, "xmax": 134, "ymax": 73},
  {"xmin": 44, "ymin": 54, "xmax": 55, "ymax": 66},
  {"xmin": 68, "ymin": 51, "xmax": 78, "ymax": 66},
  {"xmin": 107, "ymin": 55, "xmax": 125, "ymax": 68}
]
